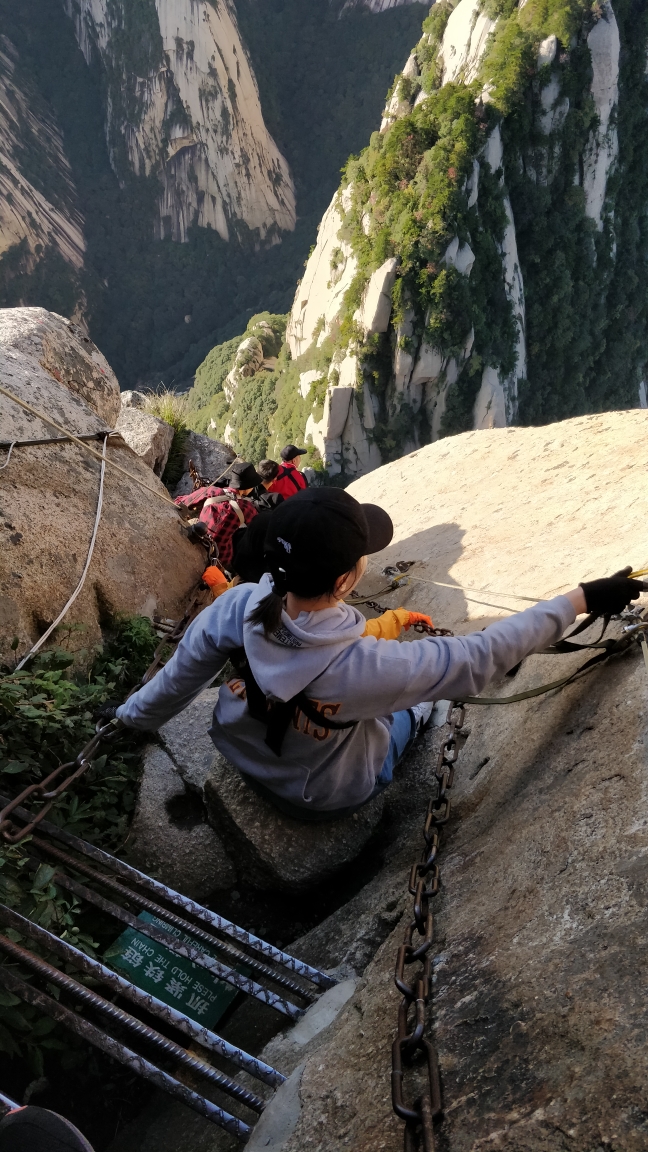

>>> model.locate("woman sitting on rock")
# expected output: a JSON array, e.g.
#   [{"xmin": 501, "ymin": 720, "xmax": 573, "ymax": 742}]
[{"xmin": 114, "ymin": 489, "xmax": 642, "ymax": 822}]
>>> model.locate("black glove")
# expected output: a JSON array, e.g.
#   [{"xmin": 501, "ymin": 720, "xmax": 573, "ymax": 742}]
[
  {"xmin": 579, "ymin": 571, "xmax": 644, "ymax": 616},
  {"xmin": 186, "ymin": 521, "xmax": 208, "ymax": 543},
  {"xmin": 95, "ymin": 701, "xmax": 120, "ymax": 724}
]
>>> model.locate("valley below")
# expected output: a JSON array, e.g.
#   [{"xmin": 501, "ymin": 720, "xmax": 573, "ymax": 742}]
[{"xmin": 1, "ymin": 0, "xmax": 648, "ymax": 1149}]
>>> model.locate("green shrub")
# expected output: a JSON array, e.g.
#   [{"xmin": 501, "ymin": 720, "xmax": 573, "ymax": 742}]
[
  {"xmin": 270, "ymin": 335, "xmax": 337, "ymax": 454},
  {"xmin": 141, "ymin": 388, "xmax": 189, "ymax": 488},
  {"xmin": 142, "ymin": 387, "xmax": 188, "ymax": 429},
  {"xmin": 0, "ymin": 616, "xmax": 159, "ymax": 1073},
  {"xmin": 234, "ymin": 371, "xmax": 279, "ymax": 460},
  {"xmin": 186, "ymin": 314, "xmax": 291, "ymax": 457}
]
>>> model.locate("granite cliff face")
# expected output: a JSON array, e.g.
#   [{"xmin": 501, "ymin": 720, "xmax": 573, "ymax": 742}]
[
  {"xmin": 63, "ymin": 0, "xmax": 296, "ymax": 244},
  {"xmin": 103, "ymin": 409, "xmax": 648, "ymax": 1152},
  {"xmin": 341, "ymin": 0, "xmax": 423, "ymax": 10},
  {"xmin": 0, "ymin": 0, "xmax": 436, "ymax": 385},
  {"xmin": 0, "ymin": 35, "xmax": 85, "ymax": 301},
  {"xmin": 243, "ymin": 0, "xmax": 645, "ymax": 481}
]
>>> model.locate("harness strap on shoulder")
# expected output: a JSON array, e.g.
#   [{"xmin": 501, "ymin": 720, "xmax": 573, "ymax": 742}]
[
  {"xmin": 202, "ymin": 495, "xmax": 247, "ymax": 526},
  {"xmin": 278, "ymin": 465, "xmax": 303, "ymax": 493},
  {"xmin": 228, "ymin": 499, "xmax": 246, "ymax": 526},
  {"xmin": 230, "ymin": 647, "xmax": 357, "ymax": 756}
]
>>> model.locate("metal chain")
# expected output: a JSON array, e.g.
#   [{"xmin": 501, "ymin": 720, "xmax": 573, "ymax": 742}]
[
  {"xmin": 0, "ymin": 591, "xmax": 207, "ymax": 844},
  {"xmin": 392, "ymin": 701, "xmax": 465, "ymax": 1151},
  {"xmin": 0, "ymin": 718, "xmax": 121, "ymax": 844}
]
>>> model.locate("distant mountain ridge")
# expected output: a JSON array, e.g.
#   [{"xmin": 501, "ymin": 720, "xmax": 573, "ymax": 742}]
[
  {"xmin": 0, "ymin": 30, "xmax": 85, "ymax": 319},
  {"xmin": 62, "ymin": 0, "xmax": 295, "ymax": 244},
  {"xmin": 189, "ymin": 0, "xmax": 648, "ymax": 482},
  {"xmin": 0, "ymin": 0, "xmax": 425, "ymax": 386}
]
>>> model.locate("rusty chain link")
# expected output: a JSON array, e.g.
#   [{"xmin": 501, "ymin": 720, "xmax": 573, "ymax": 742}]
[
  {"xmin": 0, "ymin": 591, "xmax": 208, "ymax": 845},
  {"xmin": 0, "ymin": 718, "xmax": 121, "ymax": 844},
  {"xmin": 392, "ymin": 701, "xmax": 465, "ymax": 1151}
]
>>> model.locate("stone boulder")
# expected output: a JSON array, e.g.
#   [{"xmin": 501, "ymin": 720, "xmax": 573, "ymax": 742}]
[
  {"xmin": 157, "ymin": 686, "xmax": 220, "ymax": 794},
  {"xmin": 1, "ymin": 306, "xmax": 119, "ymax": 426},
  {"xmin": 204, "ymin": 754, "xmax": 385, "ymax": 891},
  {"xmin": 120, "ymin": 390, "xmax": 148, "ymax": 409},
  {"xmin": 115, "ymin": 406, "xmax": 175, "ymax": 476},
  {"xmin": 126, "ymin": 744, "xmax": 235, "ymax": 901},
  {"xmin": 355, "ymin": 256, "xmax": 399, "ymax": 336},
  {"xmin": 0, "ymin": 306, "xmax": 204, "ymax": 666},
  {"xmin": 171, "ymin": 431, "xmax": 235, "ymax": 499}
]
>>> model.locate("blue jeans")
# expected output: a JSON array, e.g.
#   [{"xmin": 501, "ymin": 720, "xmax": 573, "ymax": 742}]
[{"xmin": 371, "ymin": 708, "xmax": 417, "ymax": 796}]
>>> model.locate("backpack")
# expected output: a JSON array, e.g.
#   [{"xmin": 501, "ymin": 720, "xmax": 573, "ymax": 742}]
[{"xmin": 174, "ymin": 486, "xmax": 258, "ymax": 570}]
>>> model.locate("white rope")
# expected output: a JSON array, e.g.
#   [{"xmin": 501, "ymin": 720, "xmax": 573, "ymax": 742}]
[
  {"xmin": 0, "ymin": 442, "xmax": 15, "ymax": 470},
  {"xmin": 15, "ymin": 435, "xmax": 108, "ymax": 672}
]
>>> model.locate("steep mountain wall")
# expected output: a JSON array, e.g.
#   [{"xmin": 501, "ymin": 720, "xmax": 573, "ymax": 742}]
[
  {"xmin": 0, "ymin": 0, "xmax": 425, "ymax": 387},
  {"xmin": 342, "ymin": 0, "xmax": 423, "ymax": 10},
  {"xmin": 216, "ymin": 0, "xmax": 647, "ymax": 481},
  {"xmin": 62, "ymin": 0, "xmax": 296, "ymax": 243},
  {"xmin": 109, "ymin": 409, "xmax": 648, "ymax": 1152},
  {"xmin": 272, "ymin": 412, "xmax": 648, "ymax": 1152},
  {"xmin": 0, "ymin": 34, "xmax": 84, "ymax": 305}
]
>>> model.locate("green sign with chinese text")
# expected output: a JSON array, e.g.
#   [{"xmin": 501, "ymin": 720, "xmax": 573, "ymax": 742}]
[{"xmin": 104, "ymin": 910, "xmax": 240, "ymax": 1029}]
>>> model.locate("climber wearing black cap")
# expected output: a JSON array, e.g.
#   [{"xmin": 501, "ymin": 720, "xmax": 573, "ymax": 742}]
[
  {"xmin": 227, "ymin": 460, "xmax": 262, "ymax": 493},
  {"xmin": 268, "ymin": 445, "xmax": 308, "ymax": 500},
  {"xmin": 119, "ymin": 488, "xmax": 644, "ymax": 820}
]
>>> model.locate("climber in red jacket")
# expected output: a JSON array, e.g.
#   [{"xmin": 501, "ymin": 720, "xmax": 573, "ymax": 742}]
[{"xmin": 268, "ymin": 445, "xmax": 309, "ymax": 500}]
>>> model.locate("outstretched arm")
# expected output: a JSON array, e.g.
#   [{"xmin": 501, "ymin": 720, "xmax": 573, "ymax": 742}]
[
  {"xmin": 116, "ymin": 584, "xmax": 253, "ymax": 730},
  {"xmin": 350, "ymin": 577, "xmax": 642, "ymax": 719}
]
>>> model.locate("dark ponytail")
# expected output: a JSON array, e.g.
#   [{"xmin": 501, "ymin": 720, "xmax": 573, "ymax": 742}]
[
  {"xmin": 246, "ymin": 591, "xmax": 284, "ymax": 635},
  {"xmin": 246, "ymin": 561, "xmax": 357, "ymax": 637},
  {"xmin": 246, "ymin": 567, "xmax": 287, "ymax": 636}
]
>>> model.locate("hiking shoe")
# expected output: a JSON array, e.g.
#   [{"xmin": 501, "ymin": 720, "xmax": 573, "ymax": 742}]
[{"xmin": 411, "ymin": 701, "xmax": 434, "ymax": 736}]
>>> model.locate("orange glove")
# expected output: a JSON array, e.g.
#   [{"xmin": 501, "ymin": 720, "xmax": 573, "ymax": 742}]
[
  {"xmin": 202, "ymin": 566, "xmax": 232, "ymax": 600},
  {"xmin": 403, "ymin": 611, "xmax": 433, "ymax": 631},
  {"xmin": 362, "ymin": 609, "xmax": 408, "ymax": 639},
  {"xmin": 362, "ymin": 608, "xmax": 434, "ymax": 639}
]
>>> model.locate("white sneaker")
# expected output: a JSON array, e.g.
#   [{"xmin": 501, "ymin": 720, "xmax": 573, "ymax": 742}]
[{"xmin": 411, "ymin": 701, "xmax": 434, "ymax": 736}]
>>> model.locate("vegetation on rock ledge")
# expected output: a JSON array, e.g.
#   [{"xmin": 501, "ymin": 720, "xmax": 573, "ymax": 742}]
[{"xmin": 0, "ymin": 617, "xmax": 158, "ymax": 1077}]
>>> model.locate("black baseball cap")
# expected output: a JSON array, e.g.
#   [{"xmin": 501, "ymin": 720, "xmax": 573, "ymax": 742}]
[
  {"xmin": 264, "ymin": 487, "xmax": 393, "ymax": 596},
  {"xmin": 280, "ymin": 444, "xmax": 307, "ymax": 462},
  {"xmin": 228, "ymin": 460, "xmax": 261, "ymax": 489}
]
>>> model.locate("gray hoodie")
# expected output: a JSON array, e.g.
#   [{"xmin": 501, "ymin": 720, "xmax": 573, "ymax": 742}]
[{"xmin": 117, "ymin": 575, "xmax": 575, "ymax": 811}]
